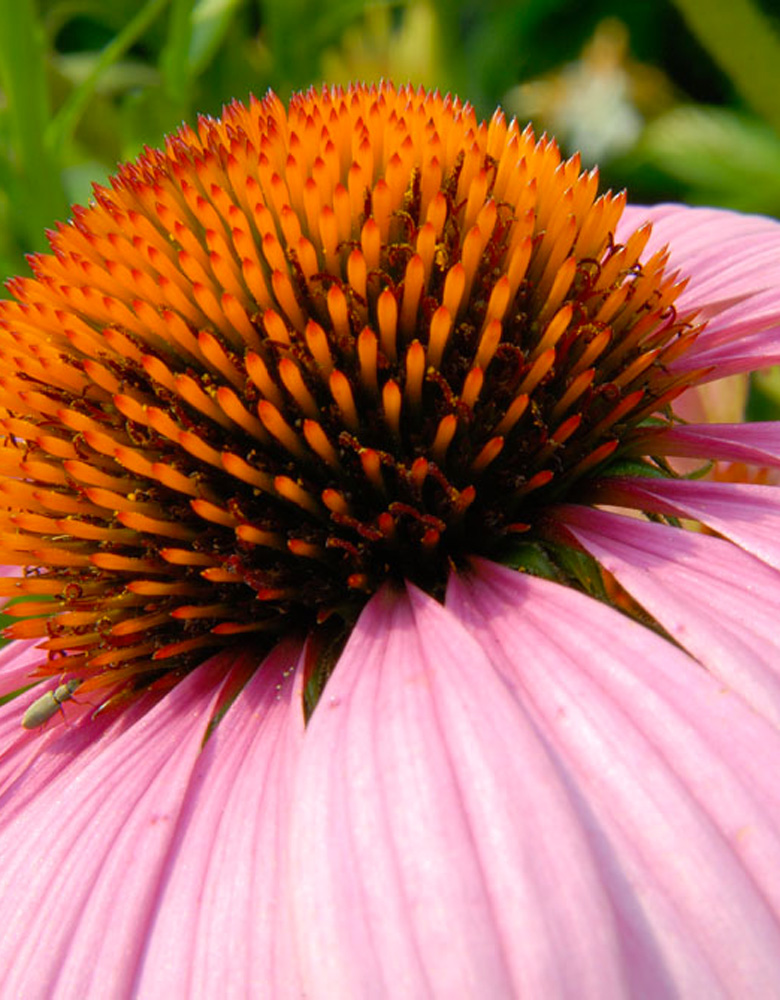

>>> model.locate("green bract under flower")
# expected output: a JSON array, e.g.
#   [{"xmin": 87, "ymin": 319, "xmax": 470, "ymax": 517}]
[{"xmin": 0, "ymin": 82, "xmax": 700, "ymax": 713}]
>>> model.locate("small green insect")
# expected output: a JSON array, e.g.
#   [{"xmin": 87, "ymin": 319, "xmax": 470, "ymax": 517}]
[{"xmin": 22, "ymin": 679, "xmax": 82, "ymax": 730}]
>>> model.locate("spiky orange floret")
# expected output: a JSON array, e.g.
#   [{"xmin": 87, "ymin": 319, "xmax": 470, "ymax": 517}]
[{"xmin": 0, "ymin": 82, "xmax": 699, "ymax": 704}]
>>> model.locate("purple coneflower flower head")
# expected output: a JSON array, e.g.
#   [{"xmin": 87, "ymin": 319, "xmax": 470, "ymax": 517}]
[{"xmin": 1, "ymin": 82, "xmax": 780, "ymax": 997}]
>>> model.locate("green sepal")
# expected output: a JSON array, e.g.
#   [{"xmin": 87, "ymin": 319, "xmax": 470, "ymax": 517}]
[
  {"xmin": 499, "ymin": 541, "xmax": 565, "ymax": 582},
  {"xmin": 597, "ymin": 456, "xmax": 670, "ymax": 480},
  {"xmin": 547, "ymin": 542, "xmax": 609, "ymax": 602}
]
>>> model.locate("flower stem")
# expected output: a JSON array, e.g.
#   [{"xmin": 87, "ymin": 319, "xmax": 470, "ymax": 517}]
[{"xmin": 0, "ymin": 0, "xmax": 67, "ymax": 250}]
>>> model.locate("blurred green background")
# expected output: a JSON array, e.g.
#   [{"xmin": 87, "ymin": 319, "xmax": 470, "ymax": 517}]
[{"xmin": 0, "ymin": 0, "xmax": 779, "ymax": 420}]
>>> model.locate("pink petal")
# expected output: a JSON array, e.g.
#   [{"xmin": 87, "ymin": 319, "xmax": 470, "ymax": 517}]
[
  {"xmin": 0, "ymin": 650, "xmax": 235, "ymax": 997},
  {"xmin": 631, "ymin": 421, "xmax": 780, "ymax": 468},
  {"xmin": 555, "ymin": 504, "xmax": 780, "ymax": 725},
  {"xmin": 592, "ymin": 476, "xmax": 780, "ymax": 572},
  {"xmin": 619, "ymin": 204, "xmax": 780, "ymax": 312},
  {"xmin": 618, "ymin": 205, "xmax": 780, "ymax": 375},
  {"xmin": 0, "ymin": 642, "xmax": 163, "ymax": 818},
  {"xmin": 133, "ymin": 638, "xmax": 306, "ymax": 998},
  {"xmin": 448, "ymin": 560, "xmax": 780, "ymax": 995},
  {"xmin": 290, "ymin": 585, "xmax": 629, "ymax": 998},
  {"xmin": 0, "ymin": 681, "xmax": 135, "ymax": 819},
  {"xmin": 672, "ymin": 311, "xmax": 780, "ymax": 378},
  {"xmin": 0, "ymin": 638, "xmax": 49, "ymax": 697}
]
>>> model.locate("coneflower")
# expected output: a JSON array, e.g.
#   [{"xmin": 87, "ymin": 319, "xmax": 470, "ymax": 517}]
[{"xmin": 0, "ymin": 83, "xmax": 779, "ymax": 997}]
